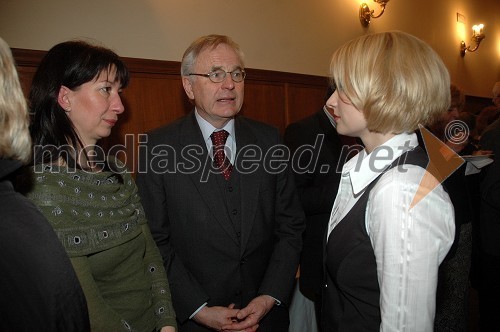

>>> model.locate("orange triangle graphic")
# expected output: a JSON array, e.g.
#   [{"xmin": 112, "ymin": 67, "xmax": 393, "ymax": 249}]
[{"xmin": 410, "ymin": 125, "xmax": 464, "ymax": 209}]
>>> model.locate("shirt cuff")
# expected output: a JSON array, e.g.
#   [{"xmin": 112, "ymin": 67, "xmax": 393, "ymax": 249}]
[
  {"xmin": 269, "ymin": 295, "xmax": 281, "ymax": 306},
  {"xmin": 189, "ymin": 302, "xmax": 207, "ymax": 319}
]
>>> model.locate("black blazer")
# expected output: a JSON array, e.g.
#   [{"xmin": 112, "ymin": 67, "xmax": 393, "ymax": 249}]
[
  {"xmin": 136, "ymin": 111, "xmax": 305, "ymax": 327},
  {"xmin": 284, "ymin": 110, "xmax": 348, "ymax": 298},
  {"xmin": 0, "ymin": 159, "xmax": 89, "ymax": 331},
  {"xmin": 479, "ymin": 124, "xmax": 500, "ymax": 255}
]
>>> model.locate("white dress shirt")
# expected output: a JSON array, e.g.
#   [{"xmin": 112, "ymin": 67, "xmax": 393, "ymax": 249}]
[{"xmin": 327, "ymin": 132, "xmax": 455, "ymax": 331}]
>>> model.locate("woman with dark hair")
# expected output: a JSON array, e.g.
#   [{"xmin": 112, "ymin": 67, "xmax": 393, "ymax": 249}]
[
  {"xmin": 26, "ymin": 40, "xmax": 177, "ymax": 332},
  {"xmin": 29, "ymin": 40, "xmax": 130, "ymax": 168}
]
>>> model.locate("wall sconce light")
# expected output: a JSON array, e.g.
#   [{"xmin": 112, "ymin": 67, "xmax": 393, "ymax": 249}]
[
  {"xmin": 460, "ymin": 24, "xmax": 485, "ymax": 57},
  {"xmin": 359, "ymin": 0, "xmax": 390, "ymax": 27}
]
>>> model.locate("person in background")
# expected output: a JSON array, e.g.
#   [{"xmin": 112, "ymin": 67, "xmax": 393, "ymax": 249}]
[
  {"xmin": 26, "ymin": 40, "xmax": 177, "ymax": 332},
  {"xmin": 430, "ymin": 84, "xmax": 475, "ymax": 332},
  {"xmin": 136, "ymin": 34, "xmax": 305, "ymax": 332},
  {"xmin": 284, "ymin": 86, "xmax": 357, "ymax": 332},
  {"xmin": 476, "ymin": 106, "xmax": 500, "ymax": 140},
  {"xmin": 492, "ymin": 81, "xmax": 500, "ymax": 108},
  {"xmin": 475, "ymin": 82, "xmax": 500, "ymax": 140},
  {"xmin": 322, "ymin": 31, "xmax": 455, "ymax": 331},
  {"xmin": 454, "ymin": 111, "xmax": 479, "ymax": 154},
  {"xmin": 0, "ymin": 36, "xmax": 90, "ymax": 331},
  {"xmin": 477, "ymin": 82, "xmax": 500, "ymax": 331}
]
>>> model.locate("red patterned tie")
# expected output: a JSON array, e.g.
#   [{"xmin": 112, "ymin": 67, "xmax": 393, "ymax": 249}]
[{"xmin": 211, "ymin": 130, "xmax": 233, "ymax": 180}]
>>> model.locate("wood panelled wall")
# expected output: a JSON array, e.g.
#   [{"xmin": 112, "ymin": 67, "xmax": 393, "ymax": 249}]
[{"xmin": 12, "ymin": 48, "xmax": 329, "ymax": 173}]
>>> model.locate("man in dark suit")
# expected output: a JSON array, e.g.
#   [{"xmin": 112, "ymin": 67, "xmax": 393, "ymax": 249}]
[
  {"xmin": 284, "ymin": 88, "xmax": 357, "ymax": 330},
  {"xmin": 136, "ymin": 34, "xmax": 305, "ymax": 332}
]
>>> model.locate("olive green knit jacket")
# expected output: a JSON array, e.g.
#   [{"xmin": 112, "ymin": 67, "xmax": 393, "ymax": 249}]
[{"xmin": 27, "ymin": 160, "xmax": 177, "ymax": 332}]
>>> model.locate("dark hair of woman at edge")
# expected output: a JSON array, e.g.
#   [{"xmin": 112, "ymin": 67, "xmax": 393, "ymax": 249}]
[{"xmin": 28, "ymin": 40, "xmax": 129, "ymax": 170}]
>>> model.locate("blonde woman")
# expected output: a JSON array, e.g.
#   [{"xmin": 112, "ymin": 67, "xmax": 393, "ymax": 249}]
[
  {"xmin": 0, "ymin": 37, "xmax": 89, "ymax": 331},
  {"xmin": 322, "ymin": 31, "xmax": 455, "ymax": 331}
]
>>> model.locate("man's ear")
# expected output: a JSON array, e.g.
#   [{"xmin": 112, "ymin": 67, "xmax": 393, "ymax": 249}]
[
  {"xmin": 182, "ymin": 76, "xmax": 195, "ymax": 100},
  {"xmin": 57, "ymin": 86, "xmax": 72, "ymax": 112}
]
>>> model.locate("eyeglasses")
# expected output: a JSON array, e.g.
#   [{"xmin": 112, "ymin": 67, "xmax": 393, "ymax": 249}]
[
  {"xmin": 188, "ymin": 68, "xmax": 246, "ymax": 83},
  {"xmin": 323, "ymin": 105, "xmax": 334, "ymax": 113},
  {"xmin": 323, "ymin": 105, "xmax": 337, "ymax": 128}
]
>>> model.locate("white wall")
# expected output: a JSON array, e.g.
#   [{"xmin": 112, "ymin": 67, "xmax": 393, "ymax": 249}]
[{"xmin": 1, "ymin": 0, "xmax": 499, "ymax": 97}]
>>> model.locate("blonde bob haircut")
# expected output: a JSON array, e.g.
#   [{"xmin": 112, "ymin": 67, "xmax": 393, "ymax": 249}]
[
  {"xmin": 0, "ymin": 37, "xmax": 31, "ymax": 163},
  {"xmin": 330, "ymin": 31, "xmax": 450, "ymax": 134}
]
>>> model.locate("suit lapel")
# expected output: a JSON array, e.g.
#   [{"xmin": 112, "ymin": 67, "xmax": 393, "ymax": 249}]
[
  {"xmin": 234, "ymin": 118, "xmax": 261, "ymax": 254},
  {"xmin": 181, "ymin": 112, "xmax": 240, "ymax": 246}
]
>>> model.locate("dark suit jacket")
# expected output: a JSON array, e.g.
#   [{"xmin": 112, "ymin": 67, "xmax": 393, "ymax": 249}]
[
  {"xmin": 0, "ymin": 159, "xmax": 90, "ymax": 331},
  {"xmin": 479, "ymin": 124, "xmax": 500, "ymax": 255},
  {"xmin": 136, "ymin": 111, "xmax": 305, "ymax": 330},
  {"xmin": 284, "ymin": 111, "xmax": 352, "ymax": 299}
]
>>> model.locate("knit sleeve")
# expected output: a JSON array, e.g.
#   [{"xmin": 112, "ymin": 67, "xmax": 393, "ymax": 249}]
[
  {"xmin": 141, "ymin": 220, "xmax": 177, "ymax": 330},
  {"xmin": 130, "ymin": 172, "xmax": 177, "ymax": 330}
]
